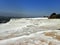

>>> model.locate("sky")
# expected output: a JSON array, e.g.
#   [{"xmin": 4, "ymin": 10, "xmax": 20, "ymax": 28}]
[{"xmin": 0, "ymin": 0, "xmax": 60, "ymax": 17}]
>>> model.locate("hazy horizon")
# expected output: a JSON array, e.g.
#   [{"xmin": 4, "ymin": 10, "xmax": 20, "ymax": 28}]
[{"xmin": 0, "ymin": 0, "xmax": 60, "ymax": 17}]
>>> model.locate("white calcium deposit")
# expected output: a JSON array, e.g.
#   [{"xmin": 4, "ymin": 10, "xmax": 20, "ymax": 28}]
[{"xmin": 0, "ymin": 18, "xmax": 60, "ymax": 45}]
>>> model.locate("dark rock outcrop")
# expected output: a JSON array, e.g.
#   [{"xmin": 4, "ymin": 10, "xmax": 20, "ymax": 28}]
[
  {"xmin": 0, "ymin": 16, "xmax": 11, "ymax": 23},
  {"xmin": 48, "ymin": 13, "xmax": 60, "ymax": 19}
]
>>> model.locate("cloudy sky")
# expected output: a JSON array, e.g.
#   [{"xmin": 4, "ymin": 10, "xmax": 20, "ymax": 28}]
[{"xmin": 0, "ymin": 0, "xmax": 60, "ymax": 17}]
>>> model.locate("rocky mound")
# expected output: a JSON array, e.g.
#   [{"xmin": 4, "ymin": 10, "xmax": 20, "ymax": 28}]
[{"xmin": 48, "ymin": 13, "xmax": 60, "ymax": 19}]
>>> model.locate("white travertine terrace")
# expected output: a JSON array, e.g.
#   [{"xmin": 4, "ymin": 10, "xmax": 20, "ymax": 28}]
[
  {"xmin": 0, "ymin": 18, "xmax": 60, "ymax": 45},
  {"xmin": 0, "ymin": 30, "xmax": 60, "ymax": 45}
]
